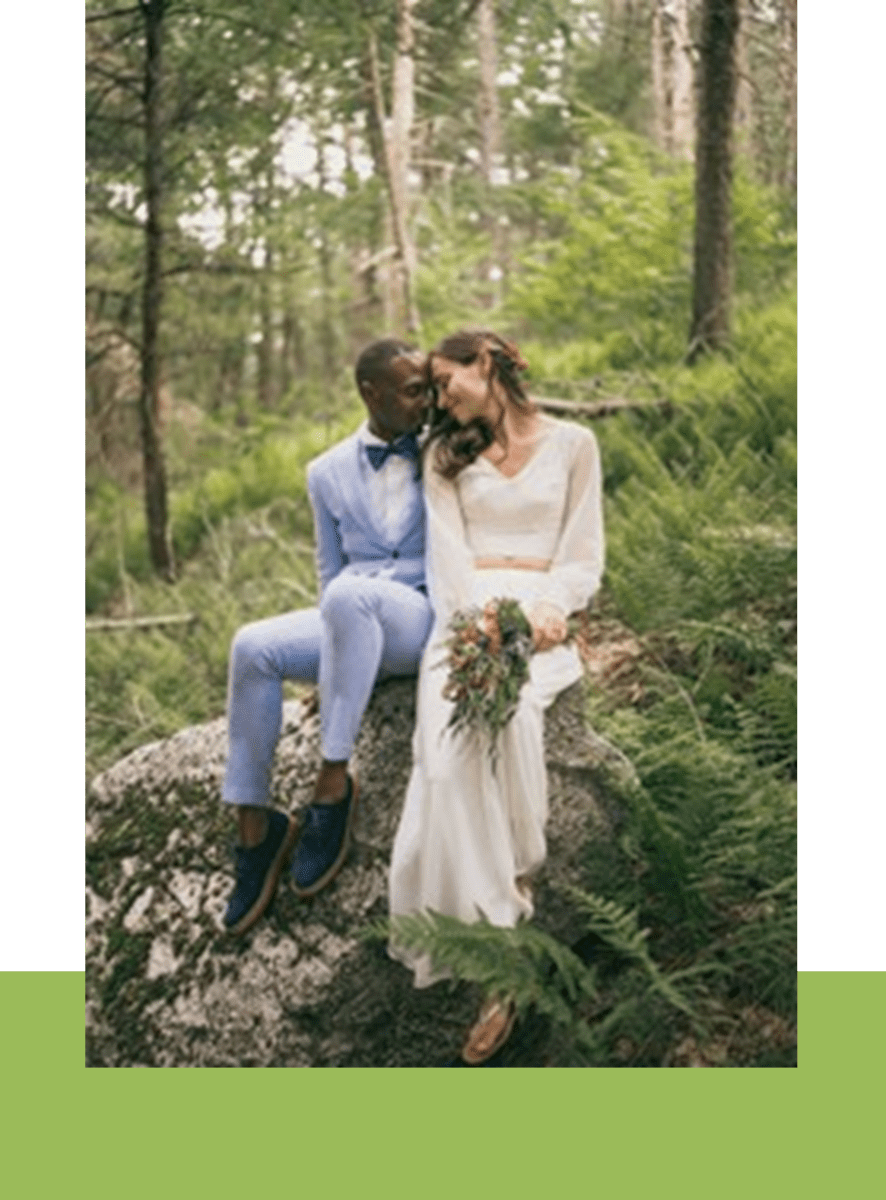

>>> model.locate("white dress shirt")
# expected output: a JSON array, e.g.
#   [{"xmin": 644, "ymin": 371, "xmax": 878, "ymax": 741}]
[{"xmin": 357, "ymin": 420, "xmax": 421, "ymax": 547}]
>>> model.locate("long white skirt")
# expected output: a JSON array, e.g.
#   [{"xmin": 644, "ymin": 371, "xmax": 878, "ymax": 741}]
[{"xmin": 388, "ymin": 568, "xmax": 584, "ymax": 987}]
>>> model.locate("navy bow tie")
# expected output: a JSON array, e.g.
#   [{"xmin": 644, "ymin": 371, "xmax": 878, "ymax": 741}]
[{"xmin": 365, "ymin": 433, "xmax": 420, "ymax": 471}]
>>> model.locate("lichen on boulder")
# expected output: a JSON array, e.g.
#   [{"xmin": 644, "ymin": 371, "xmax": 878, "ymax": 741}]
[{"xmin": 86, "ymin": 677, "xmax": 625, "ymax": 1067}]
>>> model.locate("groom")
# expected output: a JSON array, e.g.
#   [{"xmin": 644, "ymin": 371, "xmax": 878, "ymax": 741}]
[{"xmin": 221, "ymin": 338, "xmax": 433, "ymax": 934}]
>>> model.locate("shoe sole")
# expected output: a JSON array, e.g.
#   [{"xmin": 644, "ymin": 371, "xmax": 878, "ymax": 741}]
[
  {"xmin": 227, "ymin": 814, "xmax": 298, "ymax": 936},
  {"xmin": 292, "ymin": 776, "xmax": 360, "ymax": 898}
]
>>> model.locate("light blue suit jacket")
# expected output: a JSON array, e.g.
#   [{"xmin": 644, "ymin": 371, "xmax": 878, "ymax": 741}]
[{"xmin": 306, "ymin": 431, "xmax": 426, "ymax": 597}]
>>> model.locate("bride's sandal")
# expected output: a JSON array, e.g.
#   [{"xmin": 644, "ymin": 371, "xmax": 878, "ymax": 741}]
[{"xmin": 461, "ymin": 995, "xmax": 517, "ymax": 1065}]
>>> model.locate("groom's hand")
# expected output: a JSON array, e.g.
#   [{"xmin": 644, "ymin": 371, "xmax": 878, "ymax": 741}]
[{"xmin": 529, "ymin": 601, "xmax": 568, "ymax": 652}]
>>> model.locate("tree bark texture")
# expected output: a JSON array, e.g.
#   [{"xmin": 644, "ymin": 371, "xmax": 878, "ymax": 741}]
[
  {"xmin": 689, "ymin": 0, "xmax": 739, "ymax": 360},
  {"xmin": 316, "ymin": 138, "xmax": 339, "ymax": 382},
  {"xmin": 368, "ymin": 4, "xmax": 421, "ymax": 336},
  {"xmin": 477, "ymin": 0, "xmax": 502, "ymax": 185},
  {"xmin": 138, "ymin": 0, "xmax": 174, "ymax": 578},
  {"xmin": 734, "ymin": 0, "xmax": 755, "ymax": 162},
  {"xmin": 477, "ymin": 0, "xmax": 505, "ymax": 304},
  {"xmin": 651, "ymin": 0, "xmax": 695, "ymax": 161},
  {"xmin": 360, "ymin": 45, "xmax": 398, "ymax": 330},
  {"xmin": 779, "ymin": 0, "xmax": 797, "ymax": 192}
]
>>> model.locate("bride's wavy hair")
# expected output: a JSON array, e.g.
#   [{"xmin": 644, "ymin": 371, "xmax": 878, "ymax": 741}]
[{"xmin": 426, "ymin": 329, "xmax": 534, "ymax": 480}]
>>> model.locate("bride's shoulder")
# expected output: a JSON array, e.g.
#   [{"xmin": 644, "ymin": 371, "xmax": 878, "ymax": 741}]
[{"xmin": 537, "ymin": 413, "xmax": 598, "ymax": 452}]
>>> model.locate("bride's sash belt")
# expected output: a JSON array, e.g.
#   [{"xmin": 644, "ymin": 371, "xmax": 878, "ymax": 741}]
[{"xmin": 473, "ymin": 556, "xmax": 551, "ymax": 571}]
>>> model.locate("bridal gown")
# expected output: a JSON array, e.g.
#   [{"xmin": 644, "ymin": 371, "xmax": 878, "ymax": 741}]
[{"xmin": 388, "ymin": 415, "xmax": 605, "ymax": 987}]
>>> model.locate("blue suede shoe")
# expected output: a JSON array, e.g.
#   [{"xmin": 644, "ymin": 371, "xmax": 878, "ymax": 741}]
[
  {"xmin": 291, "ymin": 776, "xmax": 359, "ymax": 897},
  {"xmin": 224, "ymin": 809, "xmax": 297, "ymax": 935}
]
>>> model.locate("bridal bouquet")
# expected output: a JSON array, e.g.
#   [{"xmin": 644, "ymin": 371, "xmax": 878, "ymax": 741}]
[{"xmin": 440, "ymin": 598, "xmax": 536, "ymax": 757}]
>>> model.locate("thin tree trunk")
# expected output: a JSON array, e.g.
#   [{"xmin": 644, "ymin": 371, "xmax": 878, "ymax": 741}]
[
  {"xmin": 651, "ymin": 0, "xmax": 694, "ymax": 161},
  {"xmin": 651, "ymin": 1, "xmax": 667, "ymax": 150},
  {"xmin": 280, "ymin": 300, "xmax": 305, "ymax": 399},
  {"xmin": 477, "ymin": 0, "xmax": 504, "ymax": 305},
  {"xmin": 671, "ymin": 0, "xmax": 695, "ymax": 161},
  {"xmin": 218, "ymin": 342, "xmax": 245, "ymax": 413},
  {"xmin": 257, "ymin": 242, "xmax": 275, "ymax": 409},
  {"xmin": 360, "ymin": 43, "xmax": 398, "ymax": 329},
  {"xmin": 734, "ymin": 0, "xmax": 755, "ymax": 164},
  {"xmin": 779, "ymin": 0, "xmax": 797, "ymax": 193},
  {"xmin": 478, "ymin": 0, "xmax": 502, "ymax": 186},
  {"xmin": 316, "ymin": 138, "xmax": 338, "ymax": 381},
  {"xmin": 689, "ymin": 0, "xmax": 739, "ymax": 360},
  {"xmin": 380, "ymin": 208, "xmax": 399, "ymax": 330},
  {"xmin": 213, "ymin": 159, "xmax": 246, "ymax": 416},
  {"xmin": 391, "ymin": 0, "xmax": 420, "ymax": 334},
  {"xmin": 138, "ymin": 0, "xmax": 174, "ymax": 578},
  {"xmin": 368, "ymin": 9, "xmax": 421, "ymax": 335}
]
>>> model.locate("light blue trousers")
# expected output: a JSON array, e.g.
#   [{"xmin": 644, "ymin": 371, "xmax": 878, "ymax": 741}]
[{"xmin": 222, "ymin": 573, "xmax": 433, "ymax": 808}]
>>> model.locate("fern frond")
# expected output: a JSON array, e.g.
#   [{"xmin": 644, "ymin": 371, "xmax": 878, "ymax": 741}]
[
  {"xmin": 368, "ymin": 912, "xmax": 601, "ymax": 1047},
  {"xmin": 560, "ymin": 885, "xmax": 698, "ymax": 1020}
]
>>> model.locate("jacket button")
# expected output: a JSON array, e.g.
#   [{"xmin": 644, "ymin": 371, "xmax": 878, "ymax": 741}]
[{"xmin": 391, "ymin": 550, "xmax": 399, "ymax": 559}]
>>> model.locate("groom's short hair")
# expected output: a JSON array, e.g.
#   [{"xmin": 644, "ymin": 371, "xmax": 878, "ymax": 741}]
[{"xmin": 355, "ymin": 338, "xmax": 417, "ymax": 390}]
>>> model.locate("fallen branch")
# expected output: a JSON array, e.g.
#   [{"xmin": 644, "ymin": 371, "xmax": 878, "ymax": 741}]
[
  {"xmin": 535, "ymin": 395, "xmax": 673, "ymax": 419},
  {"xmin": 86, "ymin": 614, "xmax": 197, "ymax": 633}
]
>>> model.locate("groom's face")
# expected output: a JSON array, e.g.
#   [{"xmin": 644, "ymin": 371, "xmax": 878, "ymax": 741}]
[{"xmin": 363, "ymin": 351, "xmax": 429, "ymax": 442}]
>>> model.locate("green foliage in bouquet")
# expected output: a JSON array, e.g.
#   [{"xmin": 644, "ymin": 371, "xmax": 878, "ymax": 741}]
[{"xmin": 441, "ymin": 598, "xmax": 535, "ymax": 759}]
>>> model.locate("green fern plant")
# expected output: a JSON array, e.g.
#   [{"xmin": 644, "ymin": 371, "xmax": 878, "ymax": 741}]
[
  {"xmin": 368, "ymin": 913, "xmax": 602, "ymax": 1050},
  {"xmin": 560, "ymin": 886, "xmax": 697, "ymax": 1020}
]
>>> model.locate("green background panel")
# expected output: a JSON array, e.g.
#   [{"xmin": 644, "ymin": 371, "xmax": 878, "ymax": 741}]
[{"xmin": 2, "ymin": 972, "xmax": 883, "ymax": 1196}]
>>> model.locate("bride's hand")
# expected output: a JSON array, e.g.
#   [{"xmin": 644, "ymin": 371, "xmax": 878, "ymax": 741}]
[{"xmin": 529, "ymin": 601, "xmax": 568, "ymax": 652}]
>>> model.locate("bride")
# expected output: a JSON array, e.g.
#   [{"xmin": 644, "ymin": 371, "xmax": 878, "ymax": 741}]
[{"xmin": 388, "ymin": 329, "xmax": 605, "ymax": 1063}]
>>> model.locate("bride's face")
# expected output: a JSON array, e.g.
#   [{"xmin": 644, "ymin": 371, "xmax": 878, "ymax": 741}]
[{"xmin": 430, "ymin": 354, "xmax": 498, "ymax": 425}]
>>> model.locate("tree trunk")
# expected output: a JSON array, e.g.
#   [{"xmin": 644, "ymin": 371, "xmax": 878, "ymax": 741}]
[
  {"xmin": 218, "ymin": 342, "xmax": 245, "ymax": 414},
  {"xmin": 391, "ymin": 0, "xmax": 420, "ymax": 334},
  {"xmin": 257, "ymin": 242, "xmax": 275, "ymax": 409},
  {"xmin": 368, "ymin": 8, "xmax": 420, "ymax": 336},
  {"xmin": 688, "ymin": 0, "xmax": 739, "ymax": 361},
  {"xmin": 478, "ymin": 0, "xmax": 502, "ymax": 187},
  {"xmin": 651, "ymin": 1, "xmax": 667, "ymax": 149},
  {"xmin": 316, "ymin": 138, "xmax": 339, "ymax": 382},
  {"xmin": 734, "ymin": 0, "xmax": 755, "ymax": 163},
  {"xmin": 280, "ymin": 300, "xmax": 305, "ymax": 399},
  {"xmin": 138, "ymin": 0, "xmax": 174, "ymax": 579},
  {"xmin": 477, "ymin": 0, "xmax": 505, "ymax": 305},
  {"xmin": 778, "ymin": 0, "xmax": 797, "ymax": 193},
  {"xmin": 651, "ymin": 0, "xmax": 695, "ymax": 161},
  {"xmin": 360, "ymin": 43, "xmax": 398, "ymax": 330}
]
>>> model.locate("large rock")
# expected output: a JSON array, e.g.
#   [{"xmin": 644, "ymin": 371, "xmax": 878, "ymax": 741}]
[{"xmin": 86, "ymin": 678, "xmax": 632, "ymax": 1068}]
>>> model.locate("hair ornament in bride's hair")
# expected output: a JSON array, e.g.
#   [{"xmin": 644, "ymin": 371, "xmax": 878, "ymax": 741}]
[{"xmin": 484, "ymin": 332, "xmax": 528, "ymax": 373}]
